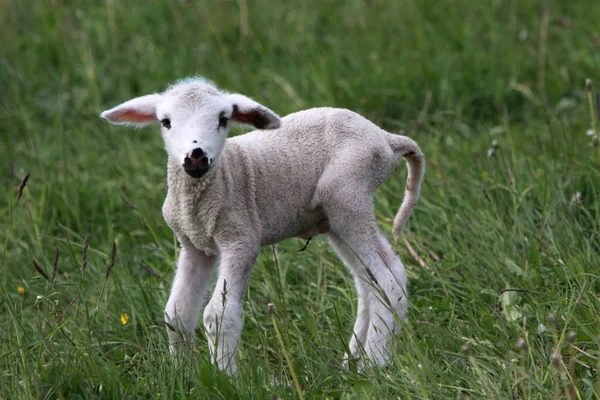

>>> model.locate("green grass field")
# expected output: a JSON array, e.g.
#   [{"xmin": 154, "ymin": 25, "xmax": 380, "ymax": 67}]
[{"xmin": 2, "ymin": 0, "xmax": 600, "ymax": 398}]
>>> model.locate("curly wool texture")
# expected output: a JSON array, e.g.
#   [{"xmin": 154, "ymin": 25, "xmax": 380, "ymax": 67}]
[{"xmin": 162, "ymin": 107, "xmax": 424, "ymax": 255}]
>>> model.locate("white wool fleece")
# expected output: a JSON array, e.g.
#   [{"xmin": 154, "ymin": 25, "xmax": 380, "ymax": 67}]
[
  {"xmin": 163, "ymin": 108, "xmax": 423, "ymax": 253},
  {"xmin": 101, "ymin": 79, "xmax": 425, "ymax": 375}
]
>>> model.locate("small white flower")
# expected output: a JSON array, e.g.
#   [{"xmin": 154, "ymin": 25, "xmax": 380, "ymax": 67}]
[
  {"xmin": 586, "ymin": 129, "xmax": 595, "ymax": 136},
  {"xmin": 519, "ymin": 30, "xmax": 528, "ymax": 41},
  {"xmin": 537, "ymin": 324, "xmax": 546, "ymax": 335},
  {"xmin": 570, "ymin": 192, "xmax": 582, "ymax": 205}
]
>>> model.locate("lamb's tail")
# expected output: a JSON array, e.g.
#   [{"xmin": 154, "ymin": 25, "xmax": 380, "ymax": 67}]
[{"xmin": 388, "ymin": 133, "xmax": 425, "ymax": 241}]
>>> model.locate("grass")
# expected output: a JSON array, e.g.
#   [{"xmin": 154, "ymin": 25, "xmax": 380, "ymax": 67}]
[{"xmin": 1, "ymin": 0, "xmax": 600, "ymax": 398}]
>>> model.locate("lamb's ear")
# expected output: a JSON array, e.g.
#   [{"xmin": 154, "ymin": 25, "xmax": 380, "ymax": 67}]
[
  {"xmin": 100, "ymin": 94, "xmax": 163, "ymax": 127},
  {"xmin": 226, "ymin": 94, "xmax": 281, "ymax": 130}
]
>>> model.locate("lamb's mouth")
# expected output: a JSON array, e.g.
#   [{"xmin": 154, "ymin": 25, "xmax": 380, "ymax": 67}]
[
  {"xmin": 183, "ymin": 166, "xmax": 210, "ymax": 178},
  {"xmin": 182, "ymin": 154, "xmax": 212, "ymax": 178}
]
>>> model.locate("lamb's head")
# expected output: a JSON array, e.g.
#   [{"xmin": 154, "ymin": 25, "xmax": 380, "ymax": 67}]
[{"xmin": 100, "ymin": 77, "xmax": 281, "ymax": 178}]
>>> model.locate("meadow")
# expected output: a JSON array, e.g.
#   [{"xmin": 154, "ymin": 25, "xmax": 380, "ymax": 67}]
[{"xmin": 1, "ymin": 0, "xmax": 600, "ymax": 398}]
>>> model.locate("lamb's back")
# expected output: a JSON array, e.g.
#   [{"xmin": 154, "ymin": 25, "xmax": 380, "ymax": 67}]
[
  {"xmin": 227, "ymin": 108, "xmax": 394, "ymax": 244},
  {"xmin": 230, "ymin": 107, "xmax": 388, "ymax": 167}
]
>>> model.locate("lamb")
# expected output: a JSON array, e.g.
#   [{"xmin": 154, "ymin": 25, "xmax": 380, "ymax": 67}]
[{"xmin": 100, "ymin": 77, "xmax": 425, "ymax": 375}]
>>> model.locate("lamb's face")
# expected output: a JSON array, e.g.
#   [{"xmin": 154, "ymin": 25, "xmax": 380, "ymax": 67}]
[
  {"xmin": 100, "ymin": 77, "xmax": 282, "ymax": 179},
  {"xmin": 158, "ymin": 83, "xmax": 232, "ymax": 178}
]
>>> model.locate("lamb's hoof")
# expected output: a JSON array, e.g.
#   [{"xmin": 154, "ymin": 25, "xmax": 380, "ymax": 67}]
[{"xmin": 342, "ymin": 353, "xmax": 364, "ymax": 372}]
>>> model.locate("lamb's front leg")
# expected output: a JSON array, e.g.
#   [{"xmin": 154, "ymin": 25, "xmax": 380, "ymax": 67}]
[
  {"xmin": 165, "ymin": 244, "xmax": 215, "ymax": 353},
  {"xmin": 203, "ymin": 243, "xmax": 258, "ymax": 375}
]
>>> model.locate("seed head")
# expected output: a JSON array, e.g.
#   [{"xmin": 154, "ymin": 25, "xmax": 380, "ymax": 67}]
[
  {"xmin": 17, "ymin": 172, "xmax": 30, "ymax": 201},
  {"xmin": 551, "ymin": 349, "xmax": 561, "ymax": 367},
  {"xmin": 461, "ymin": 343, "xmax": 470, "ymax": 356}
]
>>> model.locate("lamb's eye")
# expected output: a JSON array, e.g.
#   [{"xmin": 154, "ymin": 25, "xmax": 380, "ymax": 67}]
[
  {"xmin": 161, "ymin": 118, "xmax": 171, "ymax": 129},
  {"xmin": 218, "ymin": 113, "xmax": 228, "ymax": 129}
]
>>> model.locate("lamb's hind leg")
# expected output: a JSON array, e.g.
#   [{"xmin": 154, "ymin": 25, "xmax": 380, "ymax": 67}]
[
  {"xmin": 328, "ymin": 233, "xmax": 370, "ymax": 364},
  {"xmin": 365, "ymin": 234, "xmax": 408, "ymax": 365},
  {"xmin": 325, "ymin": 200, "xmax": 408, "ymax": 367},
  {"xmin": 165, "ymin": 243, "xmax": 216, "ymax": 354}
]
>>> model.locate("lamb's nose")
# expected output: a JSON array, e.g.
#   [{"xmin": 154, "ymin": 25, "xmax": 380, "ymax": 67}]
[{"xmin": 189, "ymin": 148, "xmax": 204, "ymax": 161}]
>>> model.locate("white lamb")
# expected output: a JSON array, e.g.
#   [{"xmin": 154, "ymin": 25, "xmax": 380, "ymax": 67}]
[{"xmin": 100, "ymin": 77, "xmax": 425, "ymax": 375}]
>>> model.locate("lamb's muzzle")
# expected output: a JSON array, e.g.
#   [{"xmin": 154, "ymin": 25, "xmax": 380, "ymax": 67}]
[
  {"xmin": 99, "ymin": 77, "xmax": 425, "ymax": 375},
  {"xmin": 183, "ymin": 147, "xmax": 212, "ymax": 178}
]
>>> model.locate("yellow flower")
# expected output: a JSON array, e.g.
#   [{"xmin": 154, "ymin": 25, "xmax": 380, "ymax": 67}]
[
  {"xmin": 17, "ymin": 286, "xmax": 26, "ymax": 294},
  {"xmin": 120, "ymin": 313, "xmax": 129, "ymax": 325}
]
